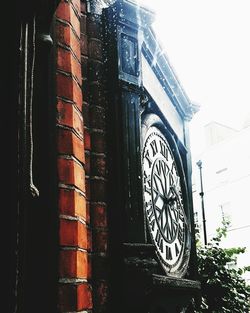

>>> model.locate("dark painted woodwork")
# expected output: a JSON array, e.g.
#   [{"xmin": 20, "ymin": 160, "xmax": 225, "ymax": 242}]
[
  {"xmin": 8, "ymin": 2, "xmax": 59, "ymax": 312},
  {"xmin": 104, "ymin": 1, "xmax": 200, "ymax": 312}
]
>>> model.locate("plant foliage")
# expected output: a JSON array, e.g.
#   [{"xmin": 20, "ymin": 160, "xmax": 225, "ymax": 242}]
[{"xmin": 192, "ymin": 218, "xmax": 250, "ymax": 313}]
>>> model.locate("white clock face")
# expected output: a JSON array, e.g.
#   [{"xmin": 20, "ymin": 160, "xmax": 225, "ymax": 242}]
[{"xmin": 142, "ymin": 126, "xmax": 189, "ymax": 276}]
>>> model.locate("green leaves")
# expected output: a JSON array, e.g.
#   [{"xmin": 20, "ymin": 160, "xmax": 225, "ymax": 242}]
[{"xmin": 192, "ymin": 218, "xmax": 250, "ymax": 313}]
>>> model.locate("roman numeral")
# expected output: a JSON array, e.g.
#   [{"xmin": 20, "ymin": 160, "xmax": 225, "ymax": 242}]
[
  {"xmin": 166, "ymin": 245, "xmax": 173, "ymax": 260},
  {"xmin": 149, "ymin": 219, "xmax": 155, "ymax": 231},
  {"xmin": 143, "ymin": 170, "xmax": 151, "ymax": 187},
  {"xmin": 160, "ymin": 141, "xmax": 168, "ymax": 159},
  {"xmin": 145, "ymin": 149, "xmax": 153, "ymax": 168},
  {"xmin": 155, "ymin": 229, "xmax": 163, "ymax": 253},
  {"xmin": 175, "ymin": 243, "xmax": 180, "ymax": 257},
  {"xmin": 147, "ymin": 205, "xmax": 154, "ymax": 221},
  {"xmin": 178, "ymin": 227, "xmax": 184, "ymax": 244},
  {"xmin": 144, "ymin": 185, "xmax": 151, "ymax": 194},
  {"xmin": 150, "ymin": 139, "xmax": 158, "ymax": 156}
]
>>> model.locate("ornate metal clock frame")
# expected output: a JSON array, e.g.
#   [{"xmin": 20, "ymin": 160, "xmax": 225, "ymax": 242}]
[
  {"xmin": 141, "ymin": 115, "xmax": 191, "ymax": 277},
  {"xmin": 104, "ymin": 1, "xmax": 200, "ymax": 312}
]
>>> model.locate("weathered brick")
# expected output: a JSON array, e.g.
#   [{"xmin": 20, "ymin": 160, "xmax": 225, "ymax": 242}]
[
  {"xmin": 84, "ymin": 128, "xmax": 91, "ymax": 151},
  {"xmin": 57, "ymin": 128, "xmax": 85, "ymax": 164},
  {"xmin": 84, "ymin": 151, "xmax": 91, "ymax": 176},
  {"xmin": 92, "ymin": 255, "xmax": 108, "ymax": 279},
  {"xmin": 59, "ymin": 249, "xmax": 88, "ymax": 279},
  {"xmin": 59, "ymin": 219, "xmax": 87, "ymax": 249},
  {"xmin": 80, "ymin": 0, "xmax": 87, "ymax": 13},
  {"xmin": 89, "ymin": 105, "xmax": 106, "ymax": 130},
  {"xmin": 89, "ymin": 82, "xmax": 106, "ymax": 106},
  {"xmin": 87, "ymin": 253, "xmax": 92, "ymax": 280},
  {"xmin": 58, "ymin": 283, "xmax": 92, "ymax": 311},
  {"xmin": 81, "ymin": 56, "xmax": 88, "ymax": 81},
  {"xmin": 56, "ymin": 21, "xmax": 81, "ymax": 61},
  {"xmin": 91, "ymin": 203, "xmax": 107, "ymax": 228},
  {"xmin": 57, "ymin": 99, "xmax": 83, "ymax": 136},
  {"xmin": 94, "ymin": 280, "xmax": 108, "ymax": 309},
  {"xmin": 90, "ymin": 178, "xmax": 106, "ymax": 202},
  {"xmin": 91, "ymin": 131, "xmax": 106, "ymax": 153},
  {"xmin": 88, "ymin": 38, "xmax": 103, "ymax": 61},
  {"xmin": 90, "ymin": 153, "xmax": 106, "ymax": 177},
  {"xmin": 56, "ymin": 1, "xmax": 80, "ymax": 38},
  {"xmin": 85, "ymin": 177, "xmax": 91, "ymax": 201},
  {"xmin": 86, "ymin": 201, "xmax": 90, "ymax": 224},
  {"xmin": 92, "ymin": 229, "xmax": 108, "ymax": 253},
  {"xmin": 56, "ymin": 73, "xmax": 82, "ymax": 111},
  {"xmin": 57, "ymin": 47, "xmax": 82, "ymax": 84},
  {"xmin": 87, "ymin": 226, "xmax": 93, "ymax": 252},
  {"xmin": 89, "ymin": 59, "xmax": 104, "ymax": 82},
  {"xmin": 82, "ymin": 101, "xmax": 90, "ymax": 128},
  {"xmin": 80, "ymin": 33, "xmax": 88, "ymax": 55},
  {"xmin": 58, "ymin": 158, "xmax": 85, "ymax": 192},
  {"xmin": 87, "ymin": 15, "xmax": 103, "ymax": 40},
  {"xmin": 80, "ymin": 13, "xmax": 87, "ymax": 34},
  {"xmin": 71, "ymin": 0, "xmax": 81, "ymax": 16},
  {"xmin": 58, "ymin": 188, "xmax": 86, "ymax": 219}
]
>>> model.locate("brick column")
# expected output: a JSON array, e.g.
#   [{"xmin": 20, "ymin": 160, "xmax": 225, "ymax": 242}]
[
  {"xmin": 81, "ymin": 2, "xmax": 110, "ymax": 312},
  {"xmin": 55, "ymin": 1, "xmax": 92, "ymax": 311}
]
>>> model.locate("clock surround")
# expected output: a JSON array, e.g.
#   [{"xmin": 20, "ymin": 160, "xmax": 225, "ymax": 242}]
[{"xmin": 142, "ymin": 119, "xmax": 191, "ymax": 277}]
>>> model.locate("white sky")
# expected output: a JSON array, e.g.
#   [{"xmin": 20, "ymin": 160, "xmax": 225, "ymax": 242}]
[{"xmin": 136, "ymin": 0, "xmax": 250, "ymax": 153}]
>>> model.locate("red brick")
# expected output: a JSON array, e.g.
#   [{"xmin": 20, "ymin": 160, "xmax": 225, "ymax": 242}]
[
  {"xmin": 71, "ymin": 0, "xmax": 81, "ymax": 16},
  {"xmin": 84, "ymin": 152, "xmax": 90, "ymax": 175},
  {"xmin": 58, "ymin": 158, "xmax": 85, "ymax": 192},
  {"xmin": 81, "ymin": 56, "xmax": 88, "ymax": 82},
  {"xmin": 59, "ymin": 249, "xmax": 87, "ymax": 278},
  {"xmin": 90, "ymin": 178, "xmax": 106, "ymax": 202},
  {"xmin": 89, "ymin": 59, "xmax": 104, "ymax": 82},
  {"xmin": 85, "ymin": 178, "xmax": 91, "ymax": 201},
  {"xmin": 56, "ymin": 1, "xmax": 80, "ymax": 38},
  {"xmin": 58, "ymin": 128, "xmax": 85, "ymax": 164},
  {"xmin": 86, "ymin": 201, "xmax": 90, "ymax": 224},
  {"xmin": 89, "ymin": 105, "xmax": 106, "ymax": 130},
  {"xmin": 59, "ymin": 219, "xmax": 87, "ymax": 249},
  {"xmin": 91, "ymin": 131, "xmax": 106, "ymax": 153},
  {"xmin": 81, "ymin": 1, "xmax": 87, "ymax": 13},
  {"xmin": 80, "ymin": 13, "xmax": 87, "ymax": 34},
  {"xmin": 58, "ymin": 283, "xmax": 92, "ymax": 311},
  {"xmin": 87, "ymin": 254, "xmax": 92, "ymax": 280},
  {"xmin": 92, "ymin": 229, "xmax": 108, "ymax": 253},
  {"xmin": 91, "ymin": 203, "xmax": 107, "ymax": 228},
  {"xmin": 91, "ymin": 153, "xmax": 106, "ymax": 177},
  {"xmin": 57, "ymin": 99, "xmax": 83, "ymax": 135},
  {"xmin": 92, "ymin": 255, "xmax": 108, "ymax": 279},
  {"xmin": 56, "ymin": 73, "xmax": 82, "ymax": 111},
  {"xmin": 80, "ymin": 33, "xmax": 88, "ymax": 55},
  {"xmin": 57, "ymin": 47, "xmax": 82, "ymax": 84},
  {"xmin": 58, "ymin": 188, "xmax": 86, "ymax": 219},
  {"xmin": 89, "ymin": 82, "xmax": 106, "ymax": 106},
  {"xmin": 56, "ymin": 22, "xmax": 81, "ymax": 61},
  {"xmin": 88, "ymin": 39, "xmax": 103, "ymax": 61},
  {"xmin": 96, "ymin": 281, "xmax": 108, "ymax": 307},
  {"xmin": 87, "ymin": 226, "xmax": 92, "ymax": 252},
  {"xmin": 84, "ymin": 128, "xmax": 91, "ymax": 151},
  {"xmin": 87, "ymin": 14, "xmax": 103, "ymax": 40}
]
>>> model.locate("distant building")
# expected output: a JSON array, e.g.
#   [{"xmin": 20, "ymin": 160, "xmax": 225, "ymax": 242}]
[{"xmin": 192, "ymin": 120, "xmax": 250, "ymax": 284}]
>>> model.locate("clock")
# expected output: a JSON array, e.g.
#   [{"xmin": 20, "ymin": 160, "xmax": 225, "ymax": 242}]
[{"xmin": 142, "ymin": 121, "xmax": 190, "ymax": 277}]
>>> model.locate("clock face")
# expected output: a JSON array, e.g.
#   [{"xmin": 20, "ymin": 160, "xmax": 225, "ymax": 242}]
[{"xmin": 142, "ymin": 126, "xmax": 190, "ymax": 276}]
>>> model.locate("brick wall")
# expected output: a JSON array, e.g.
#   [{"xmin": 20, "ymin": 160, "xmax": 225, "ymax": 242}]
[
  {"xmin": 54, "ymin": 1, "xmax": 109, "ymax": 312},
  {"xmin": 81, "ymin": 3, "xmax": 110, "ymax": 312},
  {"xmin": 55, "ymin": 0, "xmax": 92, "ymax": 311}
]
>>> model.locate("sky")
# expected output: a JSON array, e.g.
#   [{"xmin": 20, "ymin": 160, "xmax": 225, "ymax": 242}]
[{"xmin": 136, "ymin": 0, "xmax": 250, "ymax": 154}]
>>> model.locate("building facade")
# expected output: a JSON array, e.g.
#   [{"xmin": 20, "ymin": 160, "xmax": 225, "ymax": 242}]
[
  {"xmin": 192, "ymin": 121, "xmax": 250, "ymax": 284},
  {"xmin": 9, "ymin": 1, "xmax": 199, "ymax": 312}
]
